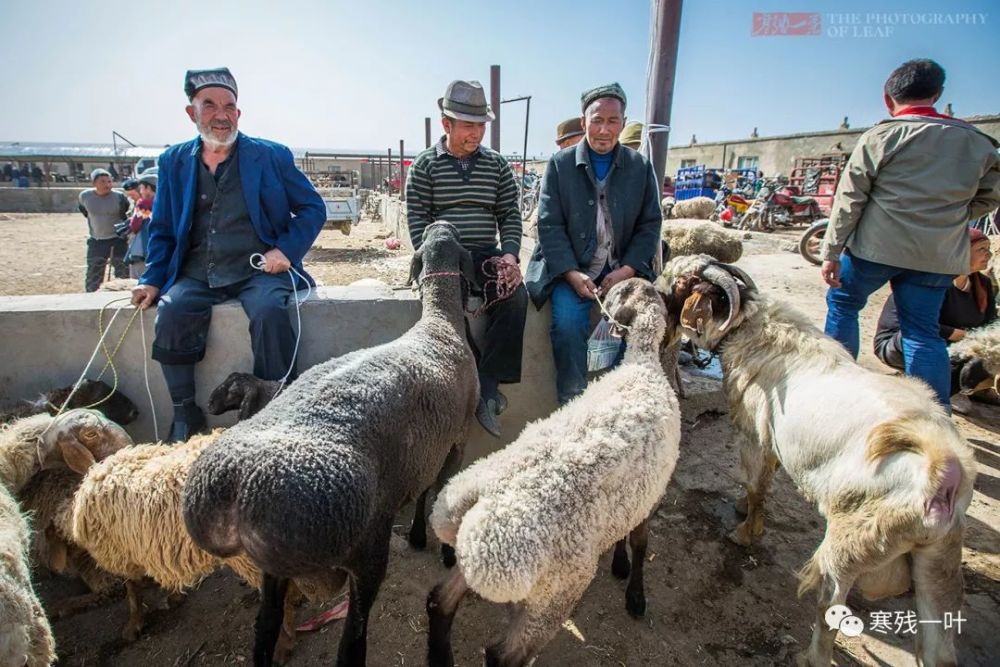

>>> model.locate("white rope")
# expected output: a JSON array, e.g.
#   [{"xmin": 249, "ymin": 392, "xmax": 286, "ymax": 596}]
[
  {"xmin": 249, "ymin": 253, "xmax": 309, "ymax": 391},
  {"xmin": 138, "ymin": 308, "xmax": 159, "ymax": 442},
  {"xmin": 640, "ymin": 123, "xmax": 671, "ymax": 163},
  {"xmin": 39, "ymin": 304, "xmax": 124, "ymax": 437}
]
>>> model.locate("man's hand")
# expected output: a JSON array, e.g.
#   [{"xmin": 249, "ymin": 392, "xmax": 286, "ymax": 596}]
[
  {"xmin": 821, "ymin": 260, "xmax": 842, "ymax": 288},
  {"xmin": 563, "ymin": 270, "xmax": 598, "ymax": 300},
  {"xmin": 131, "ymin": 284, "xmax": 160, "ymax": 310},
  {"xmin": 598, "ymin": 265, "xmax": 637, "ymax": 297},
  {"xmin": 497, "ymin": 253, "xmax": 521, "ymax": 290},
  {"xmin": 262, "ymin": 248, "xmax": 291, "ymax": 274},
  {"xmin": 949, "ymin": 328, "xmax": 967, "ymax": 343}
]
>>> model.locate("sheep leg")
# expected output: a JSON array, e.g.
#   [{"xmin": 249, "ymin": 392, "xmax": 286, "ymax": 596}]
[
  {"xmin": 486, "ymin": 568, "xmax": 593, "ymax": 667},
  {"xmin": 797, "ymin": 561, "xmax": 858, "ymax": 666},
  {"xmin": 729, "ymin": 445, "xmax": 778, "ymax": 546},
  {"xmin": 912, "ymin": 526, "xmax": 964, "ymax": 667},
  {"xmin": 426, "ymin": 568, "xmax": 469, "ymax": 667},
  {"xmin": 436, "ymin": 445, "xmax": 464, "ymax": 568},
  {"xmin": 337, "ymin": 524, "xmax": 391, "ymax": 667},
  {"xmin": 253, "ymin": 573, "xmax": 289, "ymax": 667},
  {"xmin": 611, "ymin": 539, "xmax": 630, "ymax": 579},
  {"xmin": 408, "ymin": 489, "xmax": 430, "ymax": 550},
  {"xmin": 123, "ymin": 578, "xmax": 145, "ymax": 640},
  {"xmin": 273, "ymin": 580, "xmax": 304, "ymax": 665},
  {"xmin": 625, "ymin": 519, "xmax": 649, "ymax": 618},
  {"xmin": 49, "ymin": 589, "xmax": 119, "ymax": 619}
]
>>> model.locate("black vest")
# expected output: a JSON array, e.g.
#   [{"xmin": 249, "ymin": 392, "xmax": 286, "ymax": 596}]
[{"xmin": 182, "ymin": 147, "xmax": 269, "ymax": 287}]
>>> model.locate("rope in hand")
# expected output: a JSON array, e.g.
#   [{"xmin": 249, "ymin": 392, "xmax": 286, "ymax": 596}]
[
  {"xmin": 249, "ymin": 254, "xmax": 310, "ymax": 393},
  {"xmin": 468, "ymin": 256, "xmax": 522, "ymax": 318},
  {"xmin": 592, "ymin": 289, "xmax": 632, "ymax": 335}
]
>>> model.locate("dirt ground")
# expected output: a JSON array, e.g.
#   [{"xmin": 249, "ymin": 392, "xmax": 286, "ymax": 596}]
[{"xmin": 1, "ymin": 213, "xmax": 998, "ymax": 666}]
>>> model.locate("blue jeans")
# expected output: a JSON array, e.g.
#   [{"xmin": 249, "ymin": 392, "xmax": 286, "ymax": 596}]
[
  {"xmin": 550, "ymin": 272, "xmax": 625, "ymax": 404},
  {"xmin": 825, "ymin": 252, "xmax": 953, "ymax": 409}
]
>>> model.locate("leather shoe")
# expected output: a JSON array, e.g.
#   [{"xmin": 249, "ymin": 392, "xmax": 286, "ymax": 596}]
[
  {"xmin": 167, "ymin": 403, "xmax": 207, "ymax": 444},
  {"xmin": 475, "ymin": 396, "xmax": 502, "ymax": 438}
]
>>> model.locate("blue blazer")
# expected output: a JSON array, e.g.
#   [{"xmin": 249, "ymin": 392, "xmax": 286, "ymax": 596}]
[{"xmin": 141, "ymin": 133, "xmax": 326, "ymax": 292}]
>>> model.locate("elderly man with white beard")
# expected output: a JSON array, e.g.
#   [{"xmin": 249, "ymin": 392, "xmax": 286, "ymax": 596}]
[{"xmin": 131, "ymin": 68, "xmax": 325, "ymax": 442}]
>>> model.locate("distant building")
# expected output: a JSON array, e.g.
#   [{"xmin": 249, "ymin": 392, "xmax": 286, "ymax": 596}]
[{"xmin": 665, "ymin": 114, "xmax": 1000, "ymax": 177}]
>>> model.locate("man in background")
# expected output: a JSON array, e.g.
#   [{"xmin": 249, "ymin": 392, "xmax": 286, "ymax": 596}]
[{"xmin": 78, "ymin": 167, "xmax": 130, "ymax": 291}]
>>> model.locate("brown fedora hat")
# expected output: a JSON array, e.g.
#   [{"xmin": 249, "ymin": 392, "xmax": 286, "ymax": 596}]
[{"xmin": 438, "ymin": 80, "xmax": 495, "ymax": 123}]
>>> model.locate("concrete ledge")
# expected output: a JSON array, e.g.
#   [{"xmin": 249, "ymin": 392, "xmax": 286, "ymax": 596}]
[
  {"xmin": 0, "ymin": 284, "xmax": 558, "ymax": 462},
  {"xmin": 0, "ymin": 186, "xmax": 86, "ymax": 213}
]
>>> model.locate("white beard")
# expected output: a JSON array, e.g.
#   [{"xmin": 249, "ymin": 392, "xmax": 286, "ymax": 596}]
[{"xmin": 198, "ymin": 125, "xmax": 238, "ymax": 150}]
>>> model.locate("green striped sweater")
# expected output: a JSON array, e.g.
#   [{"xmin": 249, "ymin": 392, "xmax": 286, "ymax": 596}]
[{"xmin": 405, "ymin": 142, "xmax": 522, "ymax": 256}]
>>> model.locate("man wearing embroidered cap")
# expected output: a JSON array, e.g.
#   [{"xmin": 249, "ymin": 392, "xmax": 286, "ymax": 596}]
[
  {"xmin": 79, "ymin": 167, "xmax": 130, "ymax": 291},
  {"xmin": 525, "ymin": 82, "xmax": 663, "ymax": 404},
  {"xmin": 131, "ymin": 67, "xmax": 325, "ymax": 442},
  {"xmin": 406, "ymin": 79, "xmax": 527, "ymax": 438}
]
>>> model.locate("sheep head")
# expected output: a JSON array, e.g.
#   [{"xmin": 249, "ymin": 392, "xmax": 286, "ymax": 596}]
[
  {"xmin": 43, "ymin": 379, "xmax": 139, "ymax": 426},
  {"xmin": 950, "ymin": 355, "xmax": 995, "ymax": 395},
  {"xmin": 208, "ymin": 372, "xmax": 280, "ymax": 421},
  {"xmin": 663, "ymin": 255, "xmax": 757, "ymax": 350},
  {"xmin": 36, "ymin": 408, "xmax": 133, "ymax": 475},
  {"xmin": 409, "ymin": 221, "xmax": 476, "ymax": 307},
  {"xmin": 601, "ymin": 278, "xmax": 670, "ymax": 346}
]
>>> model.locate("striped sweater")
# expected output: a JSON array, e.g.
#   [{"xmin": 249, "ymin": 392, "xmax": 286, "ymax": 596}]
[{"xmin": 405, "ymin": 141, "xmax": 522, "ymax": 256}]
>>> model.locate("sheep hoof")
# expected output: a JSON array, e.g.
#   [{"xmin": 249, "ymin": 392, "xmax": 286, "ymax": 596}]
[
  {"xmin": 794, "ymin": 650, "xmax": 818, "ymax": 667},
  {"xmin": 625, "ymin": 589, "xmax": 646, "ymax": 618},
  {"xmin": 122, "ymin": 622, "xmax": 142, "ymax": 642},
  {"xmin": 441, "ymin": 544, "xmax": 457, "ymax": 568},
  {"xmin": 727, "ymin": 524, "xmax": 755, "ymax": 547},
  {"xmin": 408, "ymin": 526, "xmax": 428, "ymax": 550},
  {"xmin": 734, "ymin": 496, "xmax": 748, "ymax": 516}
]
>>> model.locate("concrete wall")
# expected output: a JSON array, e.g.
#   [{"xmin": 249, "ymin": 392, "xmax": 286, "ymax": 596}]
[
  {"xmin": 0, "ymin": 282, "xmax": 559, "ymax": 464},
  {"xmin": 0, "ymin": 186, "xmax": 85, "ymax": 213}
]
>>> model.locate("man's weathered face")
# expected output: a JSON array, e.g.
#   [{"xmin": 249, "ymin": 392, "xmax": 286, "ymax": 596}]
[
  {"xmin": 583, "ymin": 97, "xmax": 625, "ymax": 155},
  {"xmin": 442, "ymin": 117, "xmax": 486, "ymax": 158},
  {"xmin": 187, "ymin": 87, "xmax": 240, "ymax": 149},
  {"xmin": 93, "ymin": 175, "xmax": 113, "ymax": 195}
]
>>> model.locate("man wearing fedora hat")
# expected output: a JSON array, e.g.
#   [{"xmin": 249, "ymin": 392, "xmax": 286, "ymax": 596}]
[
  {"xmin": 131, "ymin": 67, "xmax": 325, "ymax": 442},
  {"xmin": 555, "ymin": 117, "xmax": 585, "ymax": 150},
  {"xmin": 525, "ymin": 83, "xmax": 662, "ymax": 404},
  {"xmin": 406, "ymin": 79, "xmax": 527, "ymax": 438}
]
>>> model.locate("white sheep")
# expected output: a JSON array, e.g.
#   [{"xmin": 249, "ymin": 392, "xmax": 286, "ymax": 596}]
[
  {"xmin": 949, "ymin": 318, "xmax": 1000, "ymax": 394},
  {"xmin": 661, "ymin": 220, "xmax": 743, "ymax": 263},
  {"xmin": 662, "ymin": 195, "xmax": 715, "ymax": 219},
  {"xmin": 667, "ymin": 256, "xmax": 977, "ymax": 667},
  {"xmin": 426, "ymin": 278, "xmax": 681, "ymax": 667},
  {"xmin": 0, "ymin": 410, "xmax": 132, "ymax": 667}
]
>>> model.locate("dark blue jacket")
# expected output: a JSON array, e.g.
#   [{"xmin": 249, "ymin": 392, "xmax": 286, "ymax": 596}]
[
  {"xmin": 141, "ymin": 133, "xmax": 325, "ymax": 292},
  {"xmin": 525, "ymin": 141, "xmax": 662, "ymax": 308}
]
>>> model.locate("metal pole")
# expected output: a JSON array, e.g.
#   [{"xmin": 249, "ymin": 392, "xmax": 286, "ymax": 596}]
[
  {"xmin": 399, "ymin": 139, "xmax": 406, "ymax": 201},
  {"xmin": 522, "ymin": 97, "xmax": 531, "ymax": 181},
  {"xmin": 425, "ymin": 117, "xmax": 432, "ymax": 149},
  {"xmin": 490, "ymin": 65, "xmax": 501, "ymax": 151},
  {"xmin": 387, "ymin": 148, "xmax": 393, "ymax": 194},
  {"xmin": 644, "ymin": 0, "xmax": 683, "ymax": 195}
]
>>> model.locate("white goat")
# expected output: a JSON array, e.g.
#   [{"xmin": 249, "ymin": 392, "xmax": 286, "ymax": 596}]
[{"xmin": 666, "ymin": 256, "xmax": 977, "ymax": 667}]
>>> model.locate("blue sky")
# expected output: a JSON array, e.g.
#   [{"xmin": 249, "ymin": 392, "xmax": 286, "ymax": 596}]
[{"xmin": 0, "ymin": 0, "xmax": 996, "ymax": 157}]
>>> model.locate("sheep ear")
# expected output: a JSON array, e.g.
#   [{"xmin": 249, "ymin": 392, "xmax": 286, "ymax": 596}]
[
  {"xmin": 460, "ymin": 249, "xmax": 477, "ymax": 287},
  {"xmin": 407, "ymin": 247, "xmax": 424, "ymax": 286},
  {"xmin": 610, "ymin": 305, "xmax": 636, "ymax": 338},
  {"xmin": 58, "ymin": 435, "xmax": 97, "ymax": 475},
  {"xmin": 44, "ymin": 525, "xmax": 69, "ymax": 573},
  {"xmin": 238, "ymin": 384, "xmax": 260, "ymax": 420}
]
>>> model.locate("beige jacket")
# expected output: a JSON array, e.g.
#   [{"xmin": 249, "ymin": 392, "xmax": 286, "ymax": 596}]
[{"xmin": 822, "ymin": 115, "xmax": 1000, "ymax": 275}]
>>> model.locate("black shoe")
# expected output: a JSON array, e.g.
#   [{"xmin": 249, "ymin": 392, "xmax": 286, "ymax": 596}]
[
  {"xmin": 475, "ymin": 396, "xmax": 502, "ymax": 438},
  {"xmin": 167, "ymin": 403, "xmax": 207, "ymax": 444}
]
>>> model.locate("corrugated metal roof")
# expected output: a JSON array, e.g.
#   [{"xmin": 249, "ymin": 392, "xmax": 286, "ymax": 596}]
[{"xmin": 0, "ymin": 142, "xmax": 166, "ymax": 160}]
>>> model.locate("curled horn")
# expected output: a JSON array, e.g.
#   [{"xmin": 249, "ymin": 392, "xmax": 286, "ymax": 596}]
[
  {"xmin": 713, "ymin": 262, "xmax": 757, "ymax": 292},
  {"xmin": 700, "ymin": 264, "xmax": 741, "ymax": 332}
]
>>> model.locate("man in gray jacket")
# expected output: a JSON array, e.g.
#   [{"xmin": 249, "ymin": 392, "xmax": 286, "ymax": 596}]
[
  {"xmin": 526, "ymin": 83, "xmax": 662, "ymax": 404},
  {"xmin": 79, "ymin": 168, "xmax": 130, "ymax": 291},
  {"xmin": 821, "ymin": 58, "xmax": 1000, "ymax": 409}
]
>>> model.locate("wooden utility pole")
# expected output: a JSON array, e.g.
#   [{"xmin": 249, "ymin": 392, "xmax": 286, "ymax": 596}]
[
  {"xmin": 425, "ymin": 117, "xmax": 432, "ymax": 148},
  {"xmin": 490, "ymin": 65, "xmax": 501, "ymax": 151},
  {"xmin": 387, "ymin": 148, "xmax": 393, "ymax": 193},
  {"xmin": 644, "ymin": 0, "xmax": 683, "ymax": 196},
  {"xmin": 399, "ymin": 140, "xmax": 406, "ymax": 201}
]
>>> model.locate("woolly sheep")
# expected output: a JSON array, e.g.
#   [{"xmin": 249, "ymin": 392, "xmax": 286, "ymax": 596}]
[
  {"xmin": 1, "ymin": 379, "xmax": 139, "ymax": 427},
  {"xmin": 207, "ymin": 372, "xmax": 281, "ymax": 420},
  {"xmin": 661, "ymin": 220, "xmax": 743, "ymax": 264},
  {"xmin": 950, "ymin": 318, "xmax": 1000, "ymax": 395},
  {"xmin": 182, "ymin": 221, "xmax": 480, "ymax": 666},
  {"xmin": 426, "ymin": 278, "xmax": 682, "ymax": 667},
  {"xmin": 667, "ymin": 256, "xmax": 977, "ymax": 666},
  {"xmin": 0, "ymin": 410, "xmax": 132, "ymax": 667},
  {"xmin": 662, "ymin": 195, "xmax": 715, "ymax": 220}
]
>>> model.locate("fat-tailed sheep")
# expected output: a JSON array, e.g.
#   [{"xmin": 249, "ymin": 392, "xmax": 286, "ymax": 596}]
[
  {"xmin": 662, "ymin": 195, "xmax": 715, "ymax": 220},
  {"xmin": 182, "ymin": 221, "xmax": 480, "ymax": 666},
  {"xmin": 666, "ymin": 256, "xmax": 977, "ymax": 667},
  {"xmin": 426, "ymin": 278, "xmax": 682, "ymax": 667},
  {"xmin": 661, "ymin": 220, "xmax": 743, "ymax": 263}
]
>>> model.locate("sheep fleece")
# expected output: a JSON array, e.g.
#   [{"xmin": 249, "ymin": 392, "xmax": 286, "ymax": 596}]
[{"xmin": 432, "ymin": 362, "xmax": 680, "ymax": 603}]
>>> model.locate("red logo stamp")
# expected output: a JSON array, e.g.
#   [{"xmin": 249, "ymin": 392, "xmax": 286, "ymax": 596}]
[{"xmin": 752, "ymin": 12, "xmax": 822, "ymax": 36}]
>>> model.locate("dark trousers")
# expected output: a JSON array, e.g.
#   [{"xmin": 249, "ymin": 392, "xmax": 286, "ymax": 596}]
[
  {"xmin": 468, "ymin": 248, "xmax": 528, "ymax": 384},
  {"xmin": 875, "ymin": 331, "xmax": 966, "ymax": 397},
  {"xmin": 85, "ymin": 237, "xmax": 128, "ymax": 292},
  {"xmin": 153, "ymin": 273, "xmax": 298, "ymax": 401}
]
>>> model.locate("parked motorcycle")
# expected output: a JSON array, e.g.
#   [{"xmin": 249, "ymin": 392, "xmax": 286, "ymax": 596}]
[
  {"xmin": 710, "ymin": 185, "xmax": 752, "ymax": 225},
  {"xmin": 799, "ymin": 218, "xmax": 829, "ymax": 265},
  {"xmin": 739, "ymin": 179, "xmax": 824, "ymax": 231}
]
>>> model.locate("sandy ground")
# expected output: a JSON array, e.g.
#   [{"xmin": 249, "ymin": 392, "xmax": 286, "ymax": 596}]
[{"xmin": 1, "ymin": 213, "xmax": 997, "ymax": 666}]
